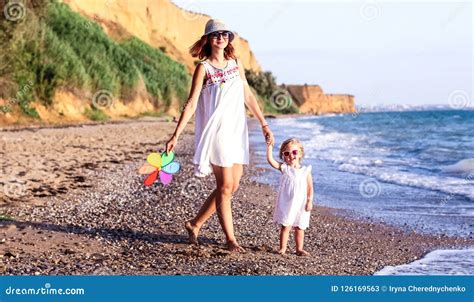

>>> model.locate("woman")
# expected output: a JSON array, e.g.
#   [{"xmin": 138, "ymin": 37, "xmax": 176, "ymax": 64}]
[{"xmin": 165, "ymin": 19, "xmax": 274, "ymax": 252}]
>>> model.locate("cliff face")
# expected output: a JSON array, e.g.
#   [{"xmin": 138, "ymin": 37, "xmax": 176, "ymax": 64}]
[
  {"xmin": 1, "ymin": 1, "xmax": 356, "ymax": 126},
  {"xmin": 286, "ymin": 84, "xmax": 355, "ymax": 114},
  {"xmin": 60, "ymin": 0, "xmax": 261, "ymax": 73},
  {"xmin": 1, "ymin": 0, "xmax": 263, "ymax": 126}
]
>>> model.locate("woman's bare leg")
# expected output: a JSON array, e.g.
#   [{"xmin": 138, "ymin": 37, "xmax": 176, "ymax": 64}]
[
  {"xmin": 185, "ymin": 189, "xmax": 217, "ymax": 244},
  {"xmin": 212, "ymin": 164, "xmax": 244, "ymax": 252},
  {"xmin": 231, "ymin": 164, "xmax": 243, "ymax": 193},
  {"xmin": 185, "ymin": 164, "xmax": 243, "ymax": 245}
]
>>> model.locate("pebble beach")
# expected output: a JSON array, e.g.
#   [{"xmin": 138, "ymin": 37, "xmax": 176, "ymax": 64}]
[{"xmin": 1, "ymin": 118, "xmax": 472, "ymax": 275}]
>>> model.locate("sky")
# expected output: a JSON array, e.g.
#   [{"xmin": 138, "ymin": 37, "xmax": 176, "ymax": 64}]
[{"xmin": 172, "ymin": 0, "xmax": 472, "ymax": 106}]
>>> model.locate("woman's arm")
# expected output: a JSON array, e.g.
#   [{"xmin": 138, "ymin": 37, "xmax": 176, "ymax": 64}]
[
  {"xmin": 165, "ymin": 63, "xmax": 206, "ymax": 154},
  {"xmin": 236, "ymin": 59, "xmax": 274, "ymax": 145},
  {"xmin": 305, "ymin": 172, "xmax": 314, "ymax": 212},
  {"xmin": 266, "ymin": 143, "xmax": 282, "ymax": 171}
]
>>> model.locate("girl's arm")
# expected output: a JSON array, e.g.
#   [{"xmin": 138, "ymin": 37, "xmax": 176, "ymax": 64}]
[
  {"xmin": 236, "ymin": 59, "xmax": 274, "ymax": 146},
  {"xmin": 266, "ymin": 143, "xmax": 282, "ymax": 171},
  {"xmin": 305, "ymin": 172, "xmax": 314, "ymax": 212},
  {"xmin": 165, "ymin": 64, "xmax": 206, "ymax": 154}
]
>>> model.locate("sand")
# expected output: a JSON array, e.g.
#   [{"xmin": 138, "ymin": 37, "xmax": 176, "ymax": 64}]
[{"xmin": 0, "ymin": 118, "xmax": 472, "ymax": 275}]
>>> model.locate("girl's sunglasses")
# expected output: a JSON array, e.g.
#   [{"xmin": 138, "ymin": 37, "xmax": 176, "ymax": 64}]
[
  {"xmin": 283, "ymin": 149, "xmax": 299, "ymax": 157},
  {"xmin": 209, "ymin": 31, "xmax": 230, "ymax": 39}
]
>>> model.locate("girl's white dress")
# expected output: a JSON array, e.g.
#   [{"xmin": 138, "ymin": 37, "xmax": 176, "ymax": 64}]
[
  {"xmin": 273, "ymin": 163, "xmax": 312, "ymax": 230},
  {"xmin": 193, "ymin": 59, "xmax": 249, "ymax": 177}
]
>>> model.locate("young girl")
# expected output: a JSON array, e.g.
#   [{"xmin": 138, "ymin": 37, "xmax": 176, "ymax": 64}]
[
  {"xmin": 165, "ymin": 19, "xmax": 274, "ymax": 252},
  {"xmin": 267, "ymin": 138, "xmax": 314, "ymax": 256}
]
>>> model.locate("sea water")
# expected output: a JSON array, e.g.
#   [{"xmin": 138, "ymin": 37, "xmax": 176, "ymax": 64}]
[{"xmin": 249, "ymin": 110, "xmax": 474, "ymax": 275}]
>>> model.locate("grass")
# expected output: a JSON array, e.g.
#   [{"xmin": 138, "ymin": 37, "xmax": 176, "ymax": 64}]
[
  {"xmin": 245, "ymin": 69, "xmax": 299, "ymax": 115},
  {"xmin": 83, "ymin": 107, "xmax": 109, "ymax": 121},
  {"xmin": 1, "ymin": 0, "xmax": 190, "ymax": 119},
  {"xmin": 0, "ymin": 105, "xmax": 12, "ymax": 114},
  {"xmin": 140, "ymin": 111, "xmax": 166, "ymax": 118},
  {"xmin": 0, "ymin": 0, "xmax": 294, "ymax": 121},
  {"xmin": 262, "ymin": 97, "xmax": 300, "ymax": 115},
  {"xmin": 121, "ymin": 38, "xmax": 189, "ymax": 106}
]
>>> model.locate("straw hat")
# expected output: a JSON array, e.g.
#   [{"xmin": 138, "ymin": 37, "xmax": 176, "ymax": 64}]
[{"xmin": 203, "ymin": 19, "xmax": 235, "ymax": 42}]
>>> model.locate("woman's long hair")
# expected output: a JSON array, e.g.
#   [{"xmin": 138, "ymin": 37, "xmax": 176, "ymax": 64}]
[{"xmin": 189, "ymin": 35, "xmax": 236, "ymax": 60}]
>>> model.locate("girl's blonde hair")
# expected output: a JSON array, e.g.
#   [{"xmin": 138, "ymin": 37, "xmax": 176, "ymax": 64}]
[
  {"xmin": 189, "ymin": 35, "xmax": 236, "ymax": 60},
  {"xmin": 279, "ymin": 138, "xmax": 304, "ymax": 160}
]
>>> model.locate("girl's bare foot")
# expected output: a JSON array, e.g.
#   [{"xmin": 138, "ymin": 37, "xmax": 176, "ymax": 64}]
[
  {"xmin": 296, "ymin": 249, "xmax": 310, "ymax": 256},
  {"xmin": 226, "ymin": 241, "xmax": 245, "ymax": 253},
  {"xmin": 184, "ymin": 221, "xmax": 199, "ymax": 245},
  {"xmin": 277, "ymin": 248, "xmax": 286, "ymax": 255}
]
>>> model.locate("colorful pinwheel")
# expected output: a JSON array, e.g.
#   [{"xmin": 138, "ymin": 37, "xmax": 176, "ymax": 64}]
[{"xmin": 138, "ymin": 151, "xmax": 181, "ymax": 186}]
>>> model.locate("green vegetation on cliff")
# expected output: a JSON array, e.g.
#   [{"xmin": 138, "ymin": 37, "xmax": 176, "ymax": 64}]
[
  {"xmin": 0, "ymin": 0, "xmax": 295, "ymax": 121},
  {"xmin": 245, "ymin": 69, "xmax": 299, "ymax": 115},
  {"xmin": 0, "ymin": 0, "xmax": 190, "ymax": 118}
]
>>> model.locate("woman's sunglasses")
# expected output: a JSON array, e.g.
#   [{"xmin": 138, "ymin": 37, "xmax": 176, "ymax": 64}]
[
  {"xmin": 283, "ymin": 149, "xmax": 299, "ymax": 157},
  {"xmin": 209, "ymin": 31, "xmax": 230, "ymax": 39}
]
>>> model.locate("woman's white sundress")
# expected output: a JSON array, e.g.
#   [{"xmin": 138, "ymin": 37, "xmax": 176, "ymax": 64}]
[
  {"xmin": 273, "ymin": 163, "xmax": 312, "ymax": 230},
  {"xmin": 193, "ymin": 59, "xmax": 249, "ymax": 177}
]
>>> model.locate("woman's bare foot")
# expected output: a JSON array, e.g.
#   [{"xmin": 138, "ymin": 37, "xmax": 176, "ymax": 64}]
[
  {"xmin": 296, "ymin": 249, "xmax": 310, "ymax": 256},
  {"xmin": 277, "ymin": 248, "xmax": 287, "ymax": 255},
  {"xmin": 226, "ymin": 241, "xmax": 245, "ymax": 253},
  {"xmin": 184, "ymin": 221, "xmax": 199, "ymax": 245}
]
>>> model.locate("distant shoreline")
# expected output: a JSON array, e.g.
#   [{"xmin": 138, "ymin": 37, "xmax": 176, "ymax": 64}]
[
  {"xmin": 6, "ymin": 107, "xmax": 472, "ymax": 131},
  {"xmin": 0, "ymin": 111, "xmax": 342, "ymax": 131}
]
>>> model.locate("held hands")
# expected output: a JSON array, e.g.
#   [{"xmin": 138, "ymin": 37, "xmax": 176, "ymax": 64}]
[
  {"xmin": 262, "ymin": 125, "xmax": 274, "ymax": 146},
  {"xmin": 165, "ymin": 134, "xmax": 178, "ymax": 155},
  {"xmin": 305, "ymin": 200, "xmax": 313, "ymax": 212}
]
